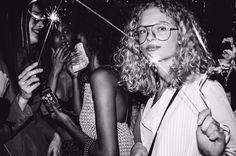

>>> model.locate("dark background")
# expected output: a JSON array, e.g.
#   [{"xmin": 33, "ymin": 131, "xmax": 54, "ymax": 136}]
[
  {"xmin": 0, "ymin": 0, "xmax": 236, "ymax": 62},
  {"xmin": 0, "ymin": 0, "xmax": 235, "ymax": 110}
]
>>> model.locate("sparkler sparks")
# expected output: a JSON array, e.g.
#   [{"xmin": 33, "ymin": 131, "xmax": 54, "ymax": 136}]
[
  {"xmin": 48, "ymin": 10, "xmax": 60, "ymax": 24},
  {"xmin": 36, "ymin": 7, "xmax": 61, "ymax": 64},
  {"xmin": 26, "ymin": 0, "xmax": 62, "ymax": 64}
]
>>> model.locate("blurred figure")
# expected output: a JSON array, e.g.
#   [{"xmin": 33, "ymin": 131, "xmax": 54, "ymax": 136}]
[{"xmin": 219, "ymin": 37, "xmax": 236, "ymax": 111}]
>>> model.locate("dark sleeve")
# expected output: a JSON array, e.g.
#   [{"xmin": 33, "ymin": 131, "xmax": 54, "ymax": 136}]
[
  {"xmin": 0, "ymin": 96, "xmax": 34, "ymax": 144},
  {"xmin": 0, "ymin": 98, "xmax": 12, "ymax": 144},
  {"xmin": 0, "ymin": 97, "xmax": 33, "ymax": 144},
  {"xmin": 34, "ymin": 112, "xmax": 56, "ymax": 141}
]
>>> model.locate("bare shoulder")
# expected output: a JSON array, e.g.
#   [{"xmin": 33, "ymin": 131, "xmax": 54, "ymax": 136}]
[{"xmin": 90, "ymin": 66, "xmax": 118, "ymax": 86}]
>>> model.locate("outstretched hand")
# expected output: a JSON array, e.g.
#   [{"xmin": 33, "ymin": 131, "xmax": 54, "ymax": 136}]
[{"xmin": 196, "ymin": 109, "xmax": 226, "ymax": 156}]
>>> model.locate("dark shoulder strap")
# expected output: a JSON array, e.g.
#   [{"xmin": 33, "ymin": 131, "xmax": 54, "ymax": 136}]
[{"xmin": 148, "ymin": 88, "xmax": 180, "ymax": 156}]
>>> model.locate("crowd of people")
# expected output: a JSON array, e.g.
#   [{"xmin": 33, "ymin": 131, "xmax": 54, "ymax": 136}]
[{"xmin": 0, "ymin": 0, "xmax": 235, "ymax": 156}]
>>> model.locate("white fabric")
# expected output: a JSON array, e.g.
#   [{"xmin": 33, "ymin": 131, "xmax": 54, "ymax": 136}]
[{"xmin": 141, "ymin": 75, "xmax": 236, "ymax": 156}]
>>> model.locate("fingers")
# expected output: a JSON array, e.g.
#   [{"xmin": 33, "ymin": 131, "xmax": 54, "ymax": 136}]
[
  {"xmin": 131, "ymin": 142, "xmax": 148, "ymax": 156},
  {"xmin": 197, "ymin": 109, "xmax": 225, "ymax": 141},
  {"xmin": 18, "ymin": 63, "xmax": 43, "ymax": 99},
  {"xmin": 0, "ymin": 70, "xmax": 9, "ymax": 97},
  {"xmin": 222, "ymin": 37, "xmax": 233, "ymax": 44},
  {"xmin": 0, "ymin": 70, "xmax": 9, "ymax": 84},
  {"xmin": 52, "ymin": 105, "xmax": 60, "ymax": 114},
  {"xmin": 20, "ymin": 68, "xmax": 43, "ymax": 82},
  {"xmin": 47, "ymin": 136, "xmax": 61, "ymax": 156},
  {"xmin": 52, "ymin": 45, "xmax": 71, "ymax": 68},
  {"xmin": 47, "ymin": 147, "xmax": 52, "ymax": 156},
  {"xmin": 197, "ymin": 109, "xmax": 211, "ymax": 126},
  {"xmin": 54, "ymin": 44, "xmax": 70, "ymax": 59},
  {"xmin": 208, "ymin": 128, "xmax": 224, "ymax": 141},
  {"xmin": 18, "ymin": 62, "xmax": 38, "ymax": 80}
]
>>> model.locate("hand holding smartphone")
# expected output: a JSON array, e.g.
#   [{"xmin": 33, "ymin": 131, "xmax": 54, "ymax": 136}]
[{"xmin": 72, "ymin": 42, "xmax": 89, "ymax": 73}]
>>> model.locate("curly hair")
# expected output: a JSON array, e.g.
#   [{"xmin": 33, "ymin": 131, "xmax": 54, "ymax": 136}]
[{"xmin": 114, "ymin": 0, "xmax": 215, "ymax": 96}]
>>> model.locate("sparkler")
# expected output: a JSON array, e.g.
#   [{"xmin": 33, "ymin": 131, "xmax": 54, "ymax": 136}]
[
  {"xmin": 36, "ymin": 9, "xmax": 60, "ymax": 65},
  {"xmin": 74, "ymin": 0, "xmax": 130, "ymax": 39},
  {"xmin": 147, "ymin": 54, "xmax": 204, "ymax": 114},
  {"xmin": 28, "ymin": 0, "xmax": 228, "ymax": 115},
  {"xmin": 72, "ymin": 0, "xmax": 210, "ymax": 114},
  {"xmin": 192, "ymin": 23, "xmax": 208, "ymax": 53},
  {"xmin": 27, "ymin": 0, "xmax": 62, "ymax": 65}
]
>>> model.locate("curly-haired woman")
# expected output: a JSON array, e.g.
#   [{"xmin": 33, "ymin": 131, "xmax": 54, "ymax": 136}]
[{"xmin": 115, "ymin": 0, "xmax": 236, "ymax": 155}]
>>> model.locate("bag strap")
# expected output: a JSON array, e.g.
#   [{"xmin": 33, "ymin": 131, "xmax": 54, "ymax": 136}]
[{"xmin": 148, "ymin": 88, "xmax": 180, "ymax": 156}]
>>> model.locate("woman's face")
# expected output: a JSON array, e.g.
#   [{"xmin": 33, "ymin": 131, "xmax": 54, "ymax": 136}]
[
  {"xmin": 138, "ymin": 7, "xmax": 178, "ymax": 64},
  {"xmin": 28, "ymin": 4, "xmax": 45, "ymax": 44},
  {"xmin": 52, "ymin": 22, "xmax": 74, "ymax": 49}
]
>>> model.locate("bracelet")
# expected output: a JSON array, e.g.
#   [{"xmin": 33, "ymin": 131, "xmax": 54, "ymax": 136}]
[{"xmin": 83, "ymin": 139, "xmax": 94, "ymax": 156}]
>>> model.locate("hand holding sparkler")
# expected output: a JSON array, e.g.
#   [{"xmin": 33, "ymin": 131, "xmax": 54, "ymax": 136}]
[
  {"xmin": 197, "ymin": 109, "xmax": 226, "ymax": 156},
  {"xmin": 18, "ymin": 62, "xmax": 43, "ymax": 108}
]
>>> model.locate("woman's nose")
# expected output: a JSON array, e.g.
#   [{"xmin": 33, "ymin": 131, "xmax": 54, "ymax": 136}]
[
  {"xmin": 146, "ymin": 29, "xmax": 155, "ymax": 42},
  {"xmin": 36, "ymin": 20, "xmax": 44, "ymax": 29}
]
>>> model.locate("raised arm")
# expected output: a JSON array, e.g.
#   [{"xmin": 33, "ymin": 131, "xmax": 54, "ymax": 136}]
[
  {"xmin": 196, "ymin": 80, "xmax": 236, "ymax": 156},
  {"xmin": 48, "ymin": 45, "xmax": 70, "ymax": 93},
  {"xmin": 0, "ymin": 62, "xmax": 42, "ymax": 144},
  {"xmin": 66, "ymin": 50, "xmax": 83, "ymax": 116}
]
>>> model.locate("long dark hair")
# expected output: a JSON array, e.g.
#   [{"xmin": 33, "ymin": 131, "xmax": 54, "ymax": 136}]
[{"xmin": 5, "ymin": 0, "xmax": 48, "ymax": 91}]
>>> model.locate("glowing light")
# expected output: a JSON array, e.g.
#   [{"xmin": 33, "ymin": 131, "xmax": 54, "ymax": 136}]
[
  {"xmin": 49, "ymin": 11, "xmax": 60, "ymax": 23},
  {"xmin": 35, "ymin": 2, "xmax": 62, "ymax": 64}
]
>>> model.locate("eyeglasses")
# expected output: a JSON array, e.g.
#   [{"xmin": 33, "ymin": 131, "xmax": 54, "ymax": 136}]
[{"xmin": 136, "ymin": 23, "xmax": 178, "ymax": 44}]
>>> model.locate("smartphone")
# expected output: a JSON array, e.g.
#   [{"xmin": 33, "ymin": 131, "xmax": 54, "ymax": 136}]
[{"xmin": 40, "ymin": 87, "xmax": 61, "ymax": 113}]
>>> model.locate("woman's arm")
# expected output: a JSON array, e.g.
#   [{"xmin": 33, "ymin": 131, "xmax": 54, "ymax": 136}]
[
  {"xmin": 66, "ymin": 51, "xmax": 83, "ymax": 116},
  {"xmin": 72, "ymin": 76, "xmax": 82, "ymax": 115},
  {"xmin": 90, "ymin": 68, "xmax": 120, "ymax": 155},
  {"xmin": 197, "ymin": 79, "xmax": 236, "ymax": 156},
  {"xmin": 53, "ymin": 68, "xmax": 120, "ymax": 156},
  {"xmin": 48, "ymin": 46, "xmax": 70, "ymax": 93},
  {"xmin": 0, "ymin": 62, "xmax": 42, "ymax": 144},
  {"xmin": 0, "ymin": 96, "xmax": 34, "ymax": 144}
]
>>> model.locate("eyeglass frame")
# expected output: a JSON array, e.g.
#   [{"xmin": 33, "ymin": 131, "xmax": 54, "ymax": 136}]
[{"xmin": 135, "ymin": 23, "xmax": 178, "ymax": 44}]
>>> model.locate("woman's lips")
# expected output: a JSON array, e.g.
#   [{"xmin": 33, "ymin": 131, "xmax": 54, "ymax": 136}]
[{"xmin": 146, "ymin": 45, "xmax": 161, "ymax": 52}]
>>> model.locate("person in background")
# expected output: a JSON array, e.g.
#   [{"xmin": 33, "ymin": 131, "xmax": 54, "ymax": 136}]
[
  {"xmin": 3, "ymin": 0, "xmax": 61, "ymax": 155},
  {"xmin": 0, "ymin": 58, "xmax": 41, "ymax": 153},
  {"xmin": 50, "ymin": 19, "xmax": 134, "ymax": 156},
  {"xmin": 114, "ymin": 0, "xmax": 236, "ymax": 155},
  {"xmin": 217, "ymin": 36, "xmax": 236, "ymax": 111},
  {"xmin": 46, "ymin": 9, "xmax": 87, "ymax": 155}
]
